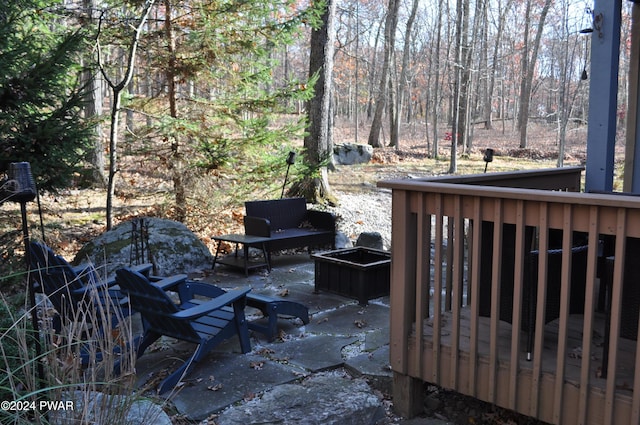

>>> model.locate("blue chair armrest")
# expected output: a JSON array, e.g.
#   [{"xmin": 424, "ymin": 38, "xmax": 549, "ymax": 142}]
[
  {"xmin": 154, "ymin": 274, "xmax": 189, "ymax": 291},
  {"xmin": 173, "ymin": 288, "xmax": 250, "ymax": 320}
]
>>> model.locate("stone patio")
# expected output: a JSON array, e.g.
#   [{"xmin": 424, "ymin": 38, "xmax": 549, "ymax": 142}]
[{"xmin": 130, "ymin": 253, "xmax": 450, "ymax": 424}]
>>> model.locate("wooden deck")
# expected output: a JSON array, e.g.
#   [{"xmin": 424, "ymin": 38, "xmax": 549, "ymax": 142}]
[
  {"xmin": 408, "ymin": 308, "xmax": 637, "ymax": 424},
  {"xmin": 410, "ymin": 308, "xmax": 636, "ymax": 418},
  {"xmin": 380, "ymin": 168, "xmax": 640, "ymax": 425}
]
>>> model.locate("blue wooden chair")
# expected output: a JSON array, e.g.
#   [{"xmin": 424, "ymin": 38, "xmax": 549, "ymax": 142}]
[
  {"xmin": 115, "ymin": 268, "xmax": 252, "ymax": 394},
  {"xmin": 28, "ymin": 241, "xmax": 152, "ymax": 334}
]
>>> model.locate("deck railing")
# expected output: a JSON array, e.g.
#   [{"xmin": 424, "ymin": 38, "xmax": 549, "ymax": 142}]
[{"xmin": 379, "ymin": 167, "xmax": 640, "ymax": 425}]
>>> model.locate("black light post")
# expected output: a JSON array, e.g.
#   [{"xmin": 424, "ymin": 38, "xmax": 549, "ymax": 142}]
[
  {"xmin": 483, "ymin": 148, "xmax": 494, "ymax": 173},
  {"xmin": 280, "ymin": 151, "xmax": 296, "ymax": 199},
  {"xmin": 0, "ymin": 162, "xmax": 43, "ymax": 381}
]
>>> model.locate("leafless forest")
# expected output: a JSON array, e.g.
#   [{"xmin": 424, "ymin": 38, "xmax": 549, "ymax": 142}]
[{"xmin": 90, "ymin": 0, "xmax": 632, "ymax": 170}]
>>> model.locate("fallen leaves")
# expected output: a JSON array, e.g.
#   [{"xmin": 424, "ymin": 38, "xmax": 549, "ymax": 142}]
[
  {"xmin": 354, "ymin": 319, "xmax": 367, "ymax": 328},
  {"xmin": 278, "ymin": 288, "xmax": 289, "ymax": 297},
  {"xmin": 277, "ymin": 329, "xmax": 288, "ymax": 341},
  {"xmin": 250, "ymin": 361, "xmax": 264, "ymax": 370},
  {"xmin": 207, "ymin": 383, "xmax": 223, "ymax": 391},
  {"xmin": 256, "ymin": 347, "xmax": 275, "ymax": 356}
]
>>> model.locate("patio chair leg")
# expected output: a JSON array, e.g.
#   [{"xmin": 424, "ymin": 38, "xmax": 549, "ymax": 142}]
[
  {"xmin": 233, "ymin": 300, "xmax": 252, "ymax": 353},
  {"xmin": 246, "ymin": 294, "xmax": 310, "ymax": 341},
  {"xmin": 158, "ymin": 344, "xmax": 206, "ymax": 394},
  {"xmin": 137, "ymin": 331, "xmax": 161, "ymax": 358}
]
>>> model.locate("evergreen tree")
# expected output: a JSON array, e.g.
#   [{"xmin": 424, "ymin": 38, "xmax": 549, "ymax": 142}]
[
  {"xmin": 0, "ymin": 0, "xmax": 93, "ymax": 190},
  {"xmin": 126, "ymin": 0, "xmax": 322, "ymax": 211}
]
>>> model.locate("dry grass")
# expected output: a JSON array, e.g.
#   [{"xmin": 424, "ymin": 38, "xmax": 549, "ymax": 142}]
[{"xmin": 0, "ymin": 265, "xmax": 167, "ymax": 424}]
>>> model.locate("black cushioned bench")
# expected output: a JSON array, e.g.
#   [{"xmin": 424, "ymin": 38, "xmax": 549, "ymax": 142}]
[{"xmin": 244, "ymin": 197, "xmax": 336, "ymax": 262}]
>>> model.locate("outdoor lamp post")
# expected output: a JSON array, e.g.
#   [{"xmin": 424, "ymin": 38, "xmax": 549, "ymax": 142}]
[
  {"xmin": 483, "ymin": 148, "xmax": 494, "ymax": 173},
  {"xmin": 280, "ymin": 151, "xmax": 296, "ymax": 198}
]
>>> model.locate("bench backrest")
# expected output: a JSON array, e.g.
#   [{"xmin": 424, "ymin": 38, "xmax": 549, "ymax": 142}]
[{"xmin": 245, "ymin": 198, "xmax": 308, "ymax": 230}]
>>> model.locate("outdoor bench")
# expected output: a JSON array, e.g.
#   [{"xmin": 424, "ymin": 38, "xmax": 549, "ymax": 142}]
[{"xmin": 244, "ymin": 197, "xmax": 336, "ymax": 261}]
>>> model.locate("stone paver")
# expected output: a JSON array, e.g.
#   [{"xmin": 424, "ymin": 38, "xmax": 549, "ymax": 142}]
[{"xmin": 134, "ymin": 254, "xmax": 444, "ymax": 424}]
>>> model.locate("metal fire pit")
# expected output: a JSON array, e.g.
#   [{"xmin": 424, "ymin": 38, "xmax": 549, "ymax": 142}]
[{"xmin": 312, "ymin": 247, "xmax": 390, "ymax": 305}]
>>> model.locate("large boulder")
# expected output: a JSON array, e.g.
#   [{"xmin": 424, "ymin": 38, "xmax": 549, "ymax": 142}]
[
  {"xmin": 74, "ymin": 217, "xmax": 213, "ymax": 277},
  {"xmin": 333, "ymin": 143, "xmax": 373, "ymax": 165}
]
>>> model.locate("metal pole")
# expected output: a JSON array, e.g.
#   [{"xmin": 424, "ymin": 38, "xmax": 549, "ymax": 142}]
[
  {"xmin": 280, "ymin": 151, "xmax": 296, "ymax": 199},
  {"xmin": 280, "ymin": 164, "xmax": 292, "ymax": 199},
  {"xmin": 21, "ymin": 202, "xmax": 44, "ymax": 383},
  {"xmin": 585, "ymin": 0, "xmax": 622, "ymax": 192}
]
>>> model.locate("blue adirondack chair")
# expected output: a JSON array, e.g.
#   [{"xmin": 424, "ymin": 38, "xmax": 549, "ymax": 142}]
[
  {"xmin": 115, "ymin": 268, "xmax": 252, "ymax": 394},
  {"xmin": 28, "ymin": 241, "xmax": 152, "ymax": 334}
]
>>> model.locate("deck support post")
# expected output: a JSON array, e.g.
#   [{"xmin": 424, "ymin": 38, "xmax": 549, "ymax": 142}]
[
  {"xmin": 626, "ymin": 3, "xmax": 640, "ymax": 192},
  {"xmin": 392, "ymin": 372, "xmax": 423, "ymax": 418},
  {"xmin": 585, "ymin": 0, "xmax": 621, "ymax": 192}
]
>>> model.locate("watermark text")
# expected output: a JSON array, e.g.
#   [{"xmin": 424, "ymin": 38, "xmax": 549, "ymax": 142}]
[{"xmin": 1, "ymin": 400, "xmax": 74, "ymax": 411}]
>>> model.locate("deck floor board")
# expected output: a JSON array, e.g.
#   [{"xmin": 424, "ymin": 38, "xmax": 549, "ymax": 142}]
[{"xmin": 414, "ymin": 308, "xmax": 636, "ymax": 396}]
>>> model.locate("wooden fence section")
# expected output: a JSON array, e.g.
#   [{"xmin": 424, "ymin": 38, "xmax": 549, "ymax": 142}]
[{"xmin": 379, "ymin": 167, "xmax": 640, "ymax": 425}]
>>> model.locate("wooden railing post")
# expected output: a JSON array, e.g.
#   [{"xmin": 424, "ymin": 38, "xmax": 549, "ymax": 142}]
[{"xmin": 389, "ymin": 190, "xmax": 423, "ymax": 418}]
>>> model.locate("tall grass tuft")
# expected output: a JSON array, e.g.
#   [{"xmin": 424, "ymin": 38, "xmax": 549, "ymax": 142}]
[{"xmin": 0, "ymin": 266, "xmax": 163, "ymax": 424}]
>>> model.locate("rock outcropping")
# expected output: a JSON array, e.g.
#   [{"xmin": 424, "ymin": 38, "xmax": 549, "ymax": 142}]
[
  {"xmin": 333, "ymin": 143, "xmax": 373, "ymax": 165},
  {"xmin": 74, "ymin": 217, "xmax": 213, "ymax": 277}
]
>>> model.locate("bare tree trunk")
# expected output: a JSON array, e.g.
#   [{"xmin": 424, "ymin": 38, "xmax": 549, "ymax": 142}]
[
  {"xmin": 518, "ymin": 0, "xmax": 552, "ymax": 148},
  {"xmin": 456, "ymin": 0, "xmax": 473, "ymax": 155},
  {"xmin": 82, "ymin": 0, "xmax": 106, "ymax": 187},
  {"xmin": 366, "ymin": 21, "xmax": 383, "ymax": 120},
  {"xmin": 368, "ymin": 0, "xmax": 400, "ymax": 148},
  {"xmin": 126, "ymin": 80, "xmax": 135, "ymax": 133},
  {"xmin": 431, "ymin": 0, "xmax": 445, "ymax": 159},
  {"xmin": 449, "ymin": 0, "xmax": 466, "ymax": 174},
  {"xmin": 486, "ymin": 0, "xmax": 514, "ymax": 130},
  {"xmin": 291, "ymin": 0, "xmax": 337, "ymax": 205},
  {"xmin": 391, "ymin": 0, "xmax": 419, "ymax": 150},
  {"xmin": 354, "ymin": 1, "xmax": 360, "ymax": 144},
  {"xmin": 163, "ymin": 0, "xmax": 187, "ymax": 222},
  {"xmin": 462, "ymin": 0, "xmax": 485, "ymax": 155},
  {"xmin": 98, "ymin": 0, "xmax": 156, "ymax": 230},
  {"xmin": 556, "ymin": 0, "xmax": 584, "ymax": 168}
]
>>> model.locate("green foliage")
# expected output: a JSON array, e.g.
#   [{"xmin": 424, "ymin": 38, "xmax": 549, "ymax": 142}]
[
  {"xmin": 131, "ymin": 0, "xmax": 323, "ymax": 173},
  {"xmin": 0, "ymin": 0, "xmax": 94, "ymax": 190}
]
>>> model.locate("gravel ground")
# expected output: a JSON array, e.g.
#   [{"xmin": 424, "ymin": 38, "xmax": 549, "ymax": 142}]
[{"xmin": 329, "ymin": 188, "xmax": 392, "ymax": 250}]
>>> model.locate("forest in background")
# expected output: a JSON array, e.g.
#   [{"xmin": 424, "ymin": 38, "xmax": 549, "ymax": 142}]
[
  {"xmin": 3, "ymin": 0, "xmax": 634, "ymax": 205},
  {"xmin": 78, "ymin": 0, "xmax": 633, "ymax": 183},
  {"xmin": 1, "ymin": 0, "xmax": 634, "ymax": 285}
]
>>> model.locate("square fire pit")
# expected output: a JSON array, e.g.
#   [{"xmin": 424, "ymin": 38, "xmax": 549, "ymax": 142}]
[{"xmin": 312, "ymin": 247, "xmax": 390, "ymax": 305}]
